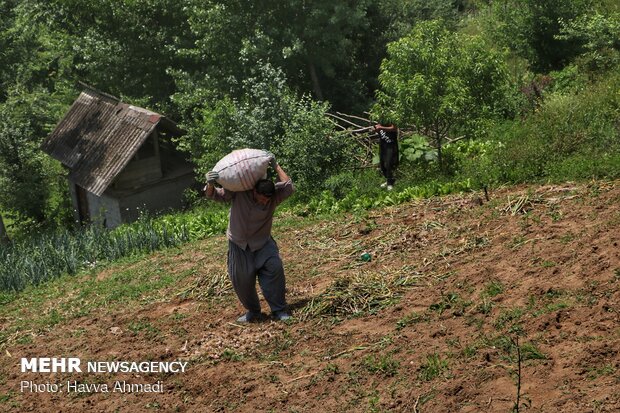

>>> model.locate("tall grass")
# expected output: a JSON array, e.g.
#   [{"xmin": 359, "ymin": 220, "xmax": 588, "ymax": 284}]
[{"xmin": 0, "ymin": 221, "xmax": 189, "ymax": 292}]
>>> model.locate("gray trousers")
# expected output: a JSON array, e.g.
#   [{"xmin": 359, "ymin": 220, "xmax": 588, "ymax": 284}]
[{"xmin": 227, "ymin": 238, "xmax": 287, "ymax": 313}]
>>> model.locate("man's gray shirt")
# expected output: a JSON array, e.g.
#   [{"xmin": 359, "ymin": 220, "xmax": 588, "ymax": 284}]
[{"xmin": 207, "ymin": 179, "xmax": 294, "ymax": 251}]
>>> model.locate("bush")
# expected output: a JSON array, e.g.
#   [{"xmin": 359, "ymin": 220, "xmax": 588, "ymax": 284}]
[
  {"xmin": 557, "ymin": 12, "xmax": 620, "ymax": 74},
  {"xmin": 471, "ymin": 67, "xmax": 620, "ymax": 184},
  {"xmin": 278, "ymin": 96, "xmax": 355, "ymax": 196},
  {"xmin": 548, "ymin": 64, "xmax": 588, "ymax": 94},
  {"xmin": 545, "ymin": 153, "xmax": 620, "ymax": 181},
  {"xmin": 176, "ymin": 62, "xmax": 356, "ymax": 197},
  {"xmin": 483, "ymin": 0, "xmax": 593, "ymax": 72}
]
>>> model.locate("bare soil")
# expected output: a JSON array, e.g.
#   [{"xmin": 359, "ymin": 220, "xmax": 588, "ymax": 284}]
[{"xmin": 1, "ymin": 181, "xmax": 619, "ymax": 412}]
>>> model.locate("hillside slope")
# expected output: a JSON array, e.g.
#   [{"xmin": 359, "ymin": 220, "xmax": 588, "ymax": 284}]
[{"xmin": 1, "ymin": 181, "xmax": 619, "ymax": 412}]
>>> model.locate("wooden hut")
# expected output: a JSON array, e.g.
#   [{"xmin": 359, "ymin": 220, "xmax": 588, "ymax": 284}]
[{"xmin": 41, "ymin": 87, "xmax": 195, "ymax": 228}]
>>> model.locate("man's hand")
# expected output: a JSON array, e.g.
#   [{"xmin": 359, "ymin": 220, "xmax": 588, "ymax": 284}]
[
  {"xmin": 265, "ymin": 151, "xmax": 277, "ymax": 169},
  {"xmin": 206, "ymin": 171, "xmax": 219, "ymax": 185}
]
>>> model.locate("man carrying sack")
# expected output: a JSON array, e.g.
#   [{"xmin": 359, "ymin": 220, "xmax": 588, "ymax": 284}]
[{"xmin": 204, "ymin": 154, "xmax": 294, "ymax": 323}]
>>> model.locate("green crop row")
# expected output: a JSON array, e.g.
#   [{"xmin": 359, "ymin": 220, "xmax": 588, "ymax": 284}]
[
  {"xmin": 295, "ymin": 179, "xmax": 474, "ymax": 216},
  {"xmin": 0, "ymin": 220, "xmax": 189, "ymax": 292}
]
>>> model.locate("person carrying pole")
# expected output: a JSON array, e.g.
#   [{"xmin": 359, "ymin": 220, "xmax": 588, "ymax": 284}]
[{"xmin": 372, "ymin": 122, "xmax": 399, "ymax": 190}]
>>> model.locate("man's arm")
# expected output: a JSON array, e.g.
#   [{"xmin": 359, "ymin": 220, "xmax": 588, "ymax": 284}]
[
  {"xmin": 204, "ymin": 171, "xmax": 234, "ymax": 202},
  {"xmin": 273, "ymin": 163, "xmax": 294, "ymax": 205},
  {"xmin": 204, "ymin": 183, "xmax": 234, "ymax": 202},
  {"xmin": 374, "ymin": 123, "xmax": 397, "ymax": 132},
  {"xmin": 274, "ymin": 163, "xmax": 290, "ymax": 183}
]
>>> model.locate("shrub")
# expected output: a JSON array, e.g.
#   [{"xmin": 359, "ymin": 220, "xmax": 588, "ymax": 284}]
[
  {"xmin": 176, "ymin": 62, "xmax": 355, "ymax": 197},
  {"xmin": 474, "ymin": 67, "xmax": 620, "ymax": 184}
]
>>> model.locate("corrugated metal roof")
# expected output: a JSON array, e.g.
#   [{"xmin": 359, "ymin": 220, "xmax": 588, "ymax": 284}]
[{"xmin": 41, "ymin": 89, "xmax": 181, "ymax": 196}]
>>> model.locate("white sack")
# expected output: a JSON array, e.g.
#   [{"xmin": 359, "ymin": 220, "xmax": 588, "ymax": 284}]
[{"xmin": 211, "ymin": 148, "xmax": 271, "ymax": 192}]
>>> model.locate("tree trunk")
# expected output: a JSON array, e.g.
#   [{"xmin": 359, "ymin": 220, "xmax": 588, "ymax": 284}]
[
  {"xmin": 435, "ymin": 124, "xmax": 443, "ymax": 172},
  {"xmin": 0, "ymin": 214, "xmax": 9, "ymax": 244},
  {"xmin": 308, "ymin": 61, "xmax": 324, "ymax": 101}
]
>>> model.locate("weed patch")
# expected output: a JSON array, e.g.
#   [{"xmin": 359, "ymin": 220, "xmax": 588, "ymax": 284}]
[
  {"xmin": 363, "ymin": 354, "xmax": 400, "ymax": 377},
  {"xmin": 418, "ymin": 353, "xmax": 449, "ymax": 381},
  {"xmin": 396, "ymin": 311, "xmax": 424, "ymax": 330}
]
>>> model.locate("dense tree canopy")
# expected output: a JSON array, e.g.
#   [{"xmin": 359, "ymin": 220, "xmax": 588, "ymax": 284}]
[
  {"xmin": 483, "ymin": 0, "xmax": 593, "ymax": 72},
  {"xmin": 0, "ymin": 0, "xmax": 617, "ymax": 231}
]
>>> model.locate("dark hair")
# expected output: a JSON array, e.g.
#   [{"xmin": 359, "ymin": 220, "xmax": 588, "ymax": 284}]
[{"xmin": 255, "ymin": 179, "xmax": 275, "ymax": 197}]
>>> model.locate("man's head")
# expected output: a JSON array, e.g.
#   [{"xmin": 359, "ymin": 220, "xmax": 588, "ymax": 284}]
[{"xmin": 253, "ymin": 179, "xmax": 275, "ymax": 205}]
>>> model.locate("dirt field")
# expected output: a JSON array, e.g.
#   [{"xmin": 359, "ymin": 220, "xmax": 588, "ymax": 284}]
[{"xmin": 1, "ymin": 181, "xmax": 619, "ymax": 412}]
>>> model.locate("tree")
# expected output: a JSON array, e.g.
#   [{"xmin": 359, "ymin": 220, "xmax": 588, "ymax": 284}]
[
  {"xmin": 0, "ymin": 214, "xmax": 9, "ymax": 244},
  {"xmin": 179, "ymin": 0, "xmax": 379, "ymax": 110},
  {"xmin": 483, "ymin": 0, "xmax": 592, "ymax": 72},
  {"xmin": 375, "ymin": 20, "xmax": 512, "ymax": 170},
  {"xmin": 43, "ymin": 0, "xmax": 196, "ymax": 111},
  {"xmin": 374, "ymin": 0, "xmax": 462, "ymax": 42},
  {"xmin": 0, "ymin": 101, "xmax": 51, "ymax": 222},
  {"xmin": 0, "ymin": 1, "xmax": 73, "ymax": 229},
  {"xmin": 176, "ymin": 62, "xmax": 353, "ymax": 195},
  {"xmin": 556, "ymin": 12, "xmax": 620, "ymax": 73}
]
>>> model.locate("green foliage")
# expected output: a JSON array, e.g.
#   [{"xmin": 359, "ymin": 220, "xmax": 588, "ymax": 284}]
[
  {"xmin": 373, "ymin": 0, "xmax": 463, "ymax": 42},
  {"xmin": 0, "ymin": 220, "xmax": 190, "ymax": 292},
  {"xmin": 400, "ymin": 134, "xmax": 437, "ymax": 162},
  {"xmin": 375, "ymin": 20, "xmax": 512, "ymax": 169},
  {"xmin": 177, "ymin": 62, "xmax": 354, "ymax": 196},
  {"xmin": 547, "ymin": 64, "xmax": 589, "ymax": 94},
  {"xmin": 557, "ymin": 12, "xmax": 620, "ymax": 73},
  {"xmin": 52, "ymin": 0, "xmax": 194, "ymax": 108},
  {"xmin": 180, "ymin": 0, "xmax": 379, "ymax": 110},
  {"xmin": 154, "ymin": 207, "xmax": 228, "ymax": 240},
  {"xmin": 543, "ymin": 152, "xmax": 620, "ymax": 182},
  {"xmin": 483, "ymin": 0, "xmax": 593, "ymax": 72},
  {"xmin": 323, "ymin": 171, "xmax": 365, "ymax": 200},
  {"xmin": 0, "ymin": 92, "xmax": 70, "ymax": 226},
  {"xmin": 0, "ymin": 1, "xmax": 82, "ymax": 230},
  {"xmin": 296, "ymin": 179, "xmax": 473, "ymax": 216},
  {"xmin": 363, "ymin": 354, "xmax": 400, "ymax": 377},
  {"xmin": 484, "ymin": 281, "xmax": 505, "ymax": 298},
  {"xmin": 0, "ymin": 1, "xmax": 76, "ymax": 96},
  {"xmin": 174, "ymin": 95, "xmax": 236, "ymax": 174},
  {"xmin": 478, "ymin": 67, "xmax": 620, "ymax": 184},
  {"xmin": 396, "ymin": 311, "xmax": 423, "ymax": 330},
  {"xmin": 418, "ymin": 353, "xmax": 449, "ymax": 381},
  {"xmin": 279, "ymin": 96, "xmax": 355, "ymax": 194},
  {"xmin": 0, "ymin": 116, "xmax": 48, "ymax": 221}
]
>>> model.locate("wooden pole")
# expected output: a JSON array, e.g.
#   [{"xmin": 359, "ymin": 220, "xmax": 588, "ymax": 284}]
[
  {"xmin": 334, "ymin": 112, "xmax": 372, "ymax": 125},
  {"xmin": 326, "ymin": 113, "xmax": 366, "ymax": 129}
]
